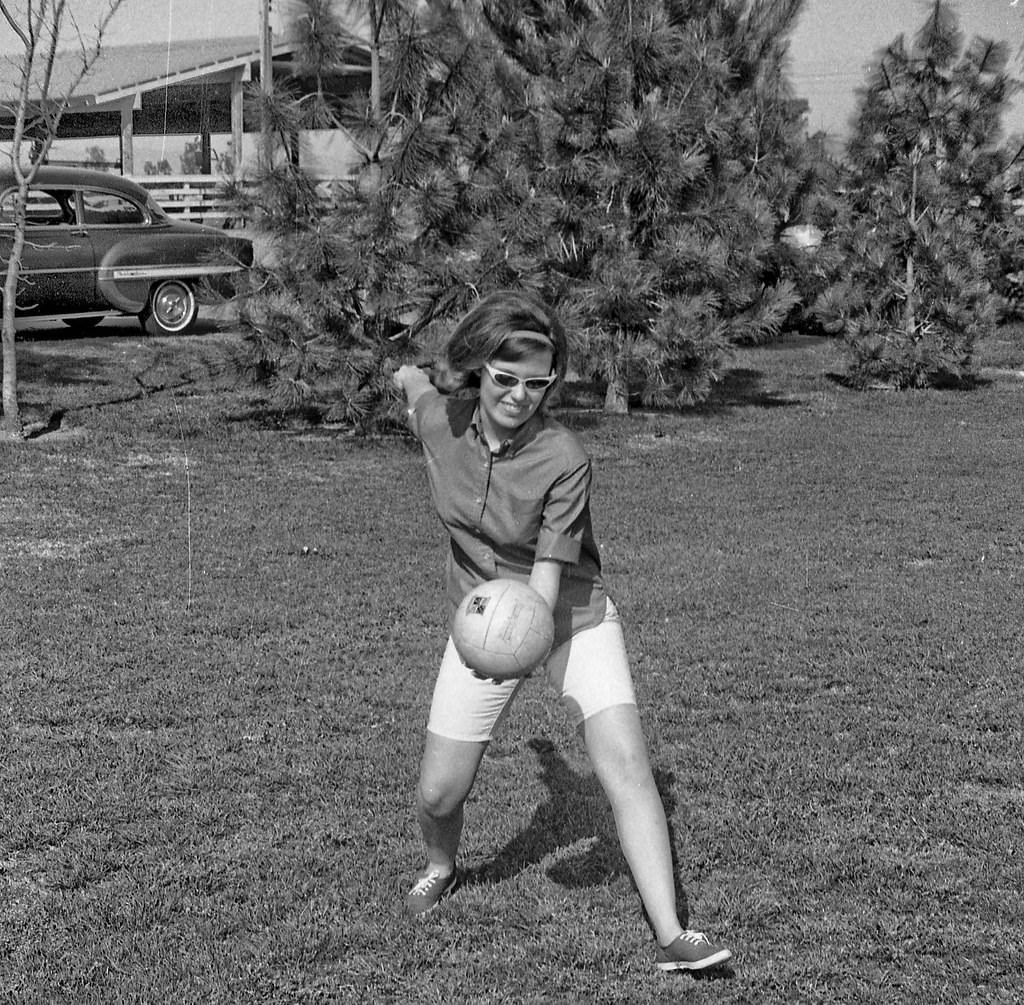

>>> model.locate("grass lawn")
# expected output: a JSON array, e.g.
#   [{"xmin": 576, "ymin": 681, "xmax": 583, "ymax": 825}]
[{"xmin": 2, "ymin": 326, "xmax": 1023, "ymax": 1003}]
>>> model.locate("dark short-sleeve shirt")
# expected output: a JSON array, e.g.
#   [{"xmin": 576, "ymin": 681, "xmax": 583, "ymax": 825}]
[{"xmin": 408, "ymin": 387, "xmax": 608, "ymax": 647}]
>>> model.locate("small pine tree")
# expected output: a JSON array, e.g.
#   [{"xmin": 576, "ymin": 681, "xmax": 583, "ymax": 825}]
[
  {"xmin": 84, "ymin": 145, "xmax": 112, "ymax": 170},
  {"xmin": 144, "ymin": 159, "xmax": 173, "ymax": 175},
  {"xmin": 813, "ymin": 0, "xmax": 1021, "ymax": 389}
]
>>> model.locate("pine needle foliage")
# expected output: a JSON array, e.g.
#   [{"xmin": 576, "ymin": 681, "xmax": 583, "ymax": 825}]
[
  {"xmin": 483, "ymin": 0, "xmax": 810, "ymax": 412},
  {"xmin": 233, "ymin": 0, "xmax": 814, "ymax": 425},
  {"xmin": 812, "ymin": 0, "xmax": 1022, "ymax": 390},
  {"xmin": 233, "ymin": 0, "xmax": 554, "ymax": 431}
]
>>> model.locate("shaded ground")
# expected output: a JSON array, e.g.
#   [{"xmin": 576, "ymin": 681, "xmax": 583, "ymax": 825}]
[{"xmin": 12, "ymin": 323, "xmax": 1024, "ymax": 439}]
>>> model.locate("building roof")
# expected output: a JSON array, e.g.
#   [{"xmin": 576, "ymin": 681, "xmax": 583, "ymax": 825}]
[
  {"xmin": 2, "ymin": 28, "xmax": 370, "ymax": 112},
  {"xmin": 73, "ymin": 37, "xmax": 275, "ymax": 101}
]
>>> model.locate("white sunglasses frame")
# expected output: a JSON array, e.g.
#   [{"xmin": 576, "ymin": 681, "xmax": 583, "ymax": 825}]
[{"xmin": 483, "ymin": 362, "xmax": 558, "ymax": 393}]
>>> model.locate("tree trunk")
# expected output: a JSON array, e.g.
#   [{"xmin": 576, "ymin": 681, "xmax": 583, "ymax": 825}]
[
  {"xmin": 1, "ymin": 327, "xmax": 18, "ymax": 437},
  {"xmin": 904, "ymin": 252, "xmax": 916, "ymax": 338},
  {"xmin": 369, "ymin": 0, "xmax": 382, "ymax": 123},
  {"xmin": 1, "ymin": 199, "xmax": 26, "ymax": 438},
  {"xmin": 904, "ymin": 154, "xmax": 919, "ymax": 338},
  {"xmin": 603, "ymin": 354, "xmax": 629, "ymax": 414}
]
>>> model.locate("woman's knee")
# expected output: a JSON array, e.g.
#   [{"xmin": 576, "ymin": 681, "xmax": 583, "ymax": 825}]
[
  {"xmin": 417, "ymin": 775, "xmax": 470, "ymax": 819},
  {"xmin": 582, "ymin": 707, "xmax": 655, "ymax": 789},
  {"xmin": 417, "ymin": 734, "xmax": 487, "ymax": 818}
]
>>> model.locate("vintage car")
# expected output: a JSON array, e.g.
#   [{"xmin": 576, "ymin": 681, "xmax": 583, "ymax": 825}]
[{"xmin": 0, "ymin": 167, "xmax": 252, "ymax": 335}]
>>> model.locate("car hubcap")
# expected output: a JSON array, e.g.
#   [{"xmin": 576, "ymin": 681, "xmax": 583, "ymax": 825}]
[{"xmin": 155, "ymin": 287, "xmax": 189, "ymax": 326}]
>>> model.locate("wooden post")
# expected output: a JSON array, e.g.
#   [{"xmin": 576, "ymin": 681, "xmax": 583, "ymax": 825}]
[
  {"xmin": 259, "ymin": 0, "xmax": 273, "ymax": 165},
  {"xmin": 199, "ymin": 87, "xmax": 211, "ymax": 174},
  {"xmin": 230, "ymin": 73, "xmax": 244, "ymax": 173},
  {"xmin": 119, "ymin": 98, "xmax": 135, "ymax": 175}
]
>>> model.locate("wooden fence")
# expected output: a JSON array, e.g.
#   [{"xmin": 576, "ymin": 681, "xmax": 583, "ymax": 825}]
[
  {"xmin": 132, "ymin": 175, "xmax": 242, "ymax": 228},
  {"xmin": 132, "ymin": 175, "xmax": 341, "ymax": 228}
]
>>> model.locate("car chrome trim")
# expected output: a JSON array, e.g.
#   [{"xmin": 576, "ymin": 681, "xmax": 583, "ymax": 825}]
[
  {"xmin": 109, "ymin": 265, "xmax": 242, "ymax": 280},
  {"xmin": 17, "ymin": 266, "xmax": 93, "ymax": 276}
]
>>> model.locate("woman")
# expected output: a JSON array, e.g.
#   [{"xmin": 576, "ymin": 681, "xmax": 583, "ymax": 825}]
[{"xmin": 391, "ymin": 290, "xmax": 731, "ymax": 973}]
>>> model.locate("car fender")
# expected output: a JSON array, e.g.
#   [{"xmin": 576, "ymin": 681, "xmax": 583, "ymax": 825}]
[{"xmin": 96, "ymin": 232, "xmax": 250, "ymax": 313}]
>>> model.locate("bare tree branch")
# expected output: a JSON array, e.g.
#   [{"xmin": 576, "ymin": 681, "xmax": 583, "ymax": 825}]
[{"xmin": 0, "ymin": 1, "xmax": 30, "ymax": 47}]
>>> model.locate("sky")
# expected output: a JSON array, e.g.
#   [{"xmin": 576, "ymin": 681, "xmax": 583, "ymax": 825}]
[
  {"xmin": 93, "ymin": 0, "xmax": 299, "ymax": 44},
  {"xmin": 0, "ymin": 0, "xmax": 299, "ymax": 51}
]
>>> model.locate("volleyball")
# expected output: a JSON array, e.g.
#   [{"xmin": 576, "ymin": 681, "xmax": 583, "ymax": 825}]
[{"xmin": 452, "ymin": 579, "xmax": 555, "ymax": 681}]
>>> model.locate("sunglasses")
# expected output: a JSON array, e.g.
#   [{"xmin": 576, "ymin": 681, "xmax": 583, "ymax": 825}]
[{"xmin": 483, "ymin": 363, "xmax": 558, "ymax": 393}]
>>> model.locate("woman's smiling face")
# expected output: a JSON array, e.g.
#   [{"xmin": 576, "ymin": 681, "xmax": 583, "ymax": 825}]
[{"xmin": 477, "ymin": 346, "xmax": 555, "ymax": 444}]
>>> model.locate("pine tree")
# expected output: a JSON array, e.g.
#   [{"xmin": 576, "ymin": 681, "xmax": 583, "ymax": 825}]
[
  {"xmin": 812, "ymin": 0, "xmax": 1021, "ymax": 389},
  {"xmin": 232, "ymin": 0, "xmax": 557, "ymax": 431},
  {"xmin": 483, "ymin": 0, "xmax": 809, "ymax": 412},
  {"xmin": 233, "ymin": 0, "xmax": 813, "ymax": 425}
]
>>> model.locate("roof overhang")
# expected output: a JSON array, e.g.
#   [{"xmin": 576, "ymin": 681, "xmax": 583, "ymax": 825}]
[
  {"xmin": 3, "ymin": 30, "xmax": 371, "ymax": 114},
  {"xmin": 65, "ymin": 40, "xmax": 292, "ymax": 110}
]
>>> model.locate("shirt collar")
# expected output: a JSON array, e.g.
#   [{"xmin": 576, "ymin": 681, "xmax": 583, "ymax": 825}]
[{"xmin": 470, "ymin": 398, "xmax": 544, "ymax": 457}]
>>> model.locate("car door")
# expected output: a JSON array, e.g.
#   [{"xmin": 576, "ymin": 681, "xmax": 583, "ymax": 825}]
[
  {"xmin": 0, "ymin": 185, "xmax": 96, "ymax": 316},
  {"xmin": 78, "ymin": 185, "xmax": 151, "ymax": 309}
]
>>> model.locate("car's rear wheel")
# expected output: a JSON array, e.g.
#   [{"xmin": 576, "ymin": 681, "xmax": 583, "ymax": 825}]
[
  {"xmin": 62, "ymin": 316, "xmax": 104, "ymax": 331},
  {"xmin": 143, "ymin": 279, "xmax": 198, "ymax": 335}
]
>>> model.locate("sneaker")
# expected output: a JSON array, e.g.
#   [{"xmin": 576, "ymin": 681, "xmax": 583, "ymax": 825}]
[
  {"xmin": 405, "ymin": 866, "xmax": 458, "ymax": 916},
  {"xmin": 655, "ymin": 930, "xmax": 732, "ymax": 971}
]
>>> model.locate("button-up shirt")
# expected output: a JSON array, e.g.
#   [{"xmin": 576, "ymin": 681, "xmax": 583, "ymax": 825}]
[{"xmin": 409, "ymin": 387, "xmax": 608, "ymax": 647}]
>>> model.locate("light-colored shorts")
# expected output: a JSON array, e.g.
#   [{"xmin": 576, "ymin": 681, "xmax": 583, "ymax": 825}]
[{"xmin": 426, "ymin": 599, "xmax": 637, "ymax": 743}]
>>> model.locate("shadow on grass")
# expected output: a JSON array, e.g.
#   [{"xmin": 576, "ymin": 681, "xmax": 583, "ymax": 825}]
[
  {"xmin": 16, "ymin": 323, "xmax": 236, "ymax": 386},
  {"xmin": 15, "ymin": 329, "xmax": 252, "ymax": 427},
  {"xmin": 823, "ymin": 369, "xmax": 994, "ymax": 391},
  {"xmin": 699, "ymin": 368, "xmax": 803, "ymax": 411},
  {"xmin": 17, "ymin": 343, "xmax": 130, "ymax": 390},
  {"xmin": 15, "ymin": 316, "xmax": 222, "ymax": 342},
  {"xmin": 558, "ymin": 369, "xmax": 802, "ymax": 428},
  {"xmin": 465, "ymin": 737, "xmax": 694, "ymax": 929}
]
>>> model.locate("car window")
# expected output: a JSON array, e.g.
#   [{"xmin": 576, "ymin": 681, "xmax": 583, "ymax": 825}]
[
  {"xmin": 143, "ymin": 191, "xmax": 170, "ymax": 221},
  {"xmin": 80, "ymin": 190, "xmax": 146, "ymax": 226},
  {"xmin": 0, "ymin": 189, "xmax": 74, "ymax": 227}
]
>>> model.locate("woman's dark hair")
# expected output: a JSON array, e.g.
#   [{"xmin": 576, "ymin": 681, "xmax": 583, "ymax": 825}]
[{"xmin": 442, "ymin": 290, "xmax": 568, "ymax": 393}]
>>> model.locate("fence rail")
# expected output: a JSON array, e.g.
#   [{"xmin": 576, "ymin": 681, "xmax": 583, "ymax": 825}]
[
  {"xmin": 132, "ymin": 175, "xmax": 342, "ymax": 228},
  {"xmin": 132, "ymin": 175, "xmax": 242, "ymax": 228}
]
